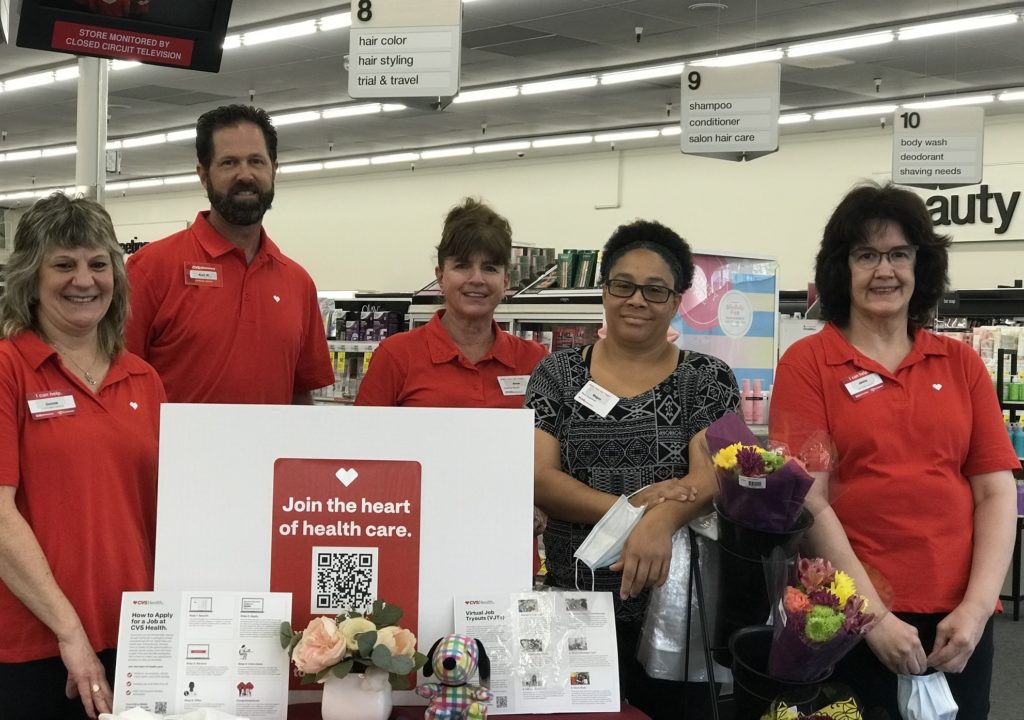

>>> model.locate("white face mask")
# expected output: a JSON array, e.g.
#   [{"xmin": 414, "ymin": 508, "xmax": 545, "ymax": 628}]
[{"xmin": 574, "ymin": 495, "xmax": 646, "ymax": 571}]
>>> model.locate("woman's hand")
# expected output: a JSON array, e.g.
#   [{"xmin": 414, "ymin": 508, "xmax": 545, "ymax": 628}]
[
  {"xmin": 628, "ymin": 478, "xmax": 698, "ymax": 509},
  {"xmin": 59, "ymin": 629, "xmax": 111, "ymax": 719},
  {"xmin": 609, "ymin": 513, "xmax": 675, "ymax": 599},
  {"xmin": 865, "ymin": 613, "xmax": 928, "ymax": 675},
  {"xmin": 926, "ymin": 600, "xmax": 989, "ymax": 673},
  {"xmin": 532, "ymin": 506, "xmax": 548, "ymax": 536}
]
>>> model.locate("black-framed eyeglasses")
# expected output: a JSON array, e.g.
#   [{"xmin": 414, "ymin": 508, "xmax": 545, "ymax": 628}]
[
  {"xmin": 604, "ymin": 278, "xmax": 677, "ymax": 303},
  {"xmin": 849, "ymin": 245, "xmax": 917, "ymax": 270}
]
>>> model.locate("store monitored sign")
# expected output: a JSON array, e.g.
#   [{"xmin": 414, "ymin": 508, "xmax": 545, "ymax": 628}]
[
  {"xmin": 891, "ymin": 106, "xmax": 984, "ymax": 190},
  {"xmin": 348, "ymin": 0, "xmax": 462, "ymax": 104},
  {"xmin": 680, "ymin": 63, "xmax": 780, "ymax": 162}
]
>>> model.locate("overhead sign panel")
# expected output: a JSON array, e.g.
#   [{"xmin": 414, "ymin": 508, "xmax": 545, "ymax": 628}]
[
  {"xmin": 680, "ymin": 63, "xmax": 780, "ymax": 162},
  {"xmin": 348, "ymin": 0, "xmax": 462, "ymax": 103},
  {"xmin": 892, "ymin": 106, "xmax": 984, "ymax": 189}
]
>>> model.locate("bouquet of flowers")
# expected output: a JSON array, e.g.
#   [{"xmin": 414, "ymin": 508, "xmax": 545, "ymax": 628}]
[
  {"xmin": 706, "ymin": 412, "xmax": 817, "ymax": 531},
  {"xmin": 280, "ymin": 600, "xmax": 428, "ymax": 689},
  {"xmin": 767, "ymin": 555, "xmax": 878, "ymax": 683}
]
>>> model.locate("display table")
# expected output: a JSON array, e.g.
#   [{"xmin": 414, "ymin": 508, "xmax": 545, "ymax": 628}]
[{"xmin": 287, "ymin": 704, "xmax": 651, "ymax": 719}]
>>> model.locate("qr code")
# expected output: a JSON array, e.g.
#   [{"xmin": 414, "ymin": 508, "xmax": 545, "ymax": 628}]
[
  {"xmin": 495, "ymin": 696, "xmax": 508, "ymax": 709},
  {"xmin": 154, "ymin": 702, "xmax": 167, "ymax": 714},
  {"xmin": 311, "ymin": 546, "xmax": 378, "ymax": 614}
]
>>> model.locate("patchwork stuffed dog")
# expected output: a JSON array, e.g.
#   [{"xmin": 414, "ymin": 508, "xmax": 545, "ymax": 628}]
[{"xmin": 416, "ymin": 634, "xmax": 492, "ymax": 720}]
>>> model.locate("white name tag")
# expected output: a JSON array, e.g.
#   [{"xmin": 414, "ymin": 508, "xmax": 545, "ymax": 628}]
[
  {"xmin": 497, "ymin": 375, "xmax": 530, "ymax": 396},
  {"xmin": 844, "ymin": 371, "xmax": 883, "ymax": 399},
  {"xmin": 190, "ymin": 268, "xmax": 217, "ymax": 282},
  {"xmin": 28, "ymin": 391, "xmax": 76, "ymax": 419},
  {"xmin": 574, "ymin": 380, "xmax": 619, "ymax": 418}
]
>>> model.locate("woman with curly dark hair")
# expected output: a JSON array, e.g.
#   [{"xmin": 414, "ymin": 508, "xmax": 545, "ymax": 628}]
[
  {"xmin": 770, "ymin": 182, "xmax": 1018, "ymax": 718},
  {"xmin": 526, "ymin": 220, "xmax": 740, "ymax": 719}
]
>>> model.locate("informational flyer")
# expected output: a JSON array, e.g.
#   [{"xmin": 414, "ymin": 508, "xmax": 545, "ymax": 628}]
[
  {"xmin": 454, "ymin": 592, "xmax": 619, "ymax": 715},
  {"xmin": 112, "ymin": 591, "xmax": 291, "ymax": 718}
]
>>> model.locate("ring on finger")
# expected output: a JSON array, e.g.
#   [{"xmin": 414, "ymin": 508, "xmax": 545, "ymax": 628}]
[{"xmin": 91, "ymin": 683, "xmax": 101, "ymax": 694}]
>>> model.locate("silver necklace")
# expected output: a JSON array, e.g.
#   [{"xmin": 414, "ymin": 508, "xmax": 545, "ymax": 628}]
[{"xmin": 51, "ymin": 342, "xmax": 100, "ymax": 387}]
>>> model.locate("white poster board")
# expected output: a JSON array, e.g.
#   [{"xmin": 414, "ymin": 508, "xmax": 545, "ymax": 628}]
[{"xmin": 154, "ymin": 405, "xmax": 535, "ymax": 703}]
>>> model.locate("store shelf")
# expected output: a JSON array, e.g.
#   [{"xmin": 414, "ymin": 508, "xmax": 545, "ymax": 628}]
[{"xmin": 328, "ymin": 340, "xmax": 380, "ymax": 353}]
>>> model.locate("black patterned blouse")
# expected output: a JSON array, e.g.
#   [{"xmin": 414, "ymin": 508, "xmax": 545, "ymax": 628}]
[{"xmin": 525, "ymin": 345, "xmax": 740, "ymax": 621}]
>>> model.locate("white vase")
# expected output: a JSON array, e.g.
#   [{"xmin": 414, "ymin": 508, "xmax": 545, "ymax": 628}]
[{"xmin": 321, "ymin": 669, "xmax": 393, "ymax": 720}]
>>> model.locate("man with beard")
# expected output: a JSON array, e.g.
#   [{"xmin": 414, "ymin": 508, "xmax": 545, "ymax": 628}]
[{"xmin": 125, "ymin": 105, "xmax": 334, "ymax": 404}]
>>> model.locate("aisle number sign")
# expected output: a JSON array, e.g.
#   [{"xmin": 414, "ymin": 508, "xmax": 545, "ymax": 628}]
[
  {"xmin": 680, "ymin": 63, "xmax": 780, "ymax": 161},
  {"xmin": 348, "ymin": 0, "xmax": 462, "ymax": 100},
  {"xmin": 892, "ymin": 106, "xmax": 984, "ymax": 189}
]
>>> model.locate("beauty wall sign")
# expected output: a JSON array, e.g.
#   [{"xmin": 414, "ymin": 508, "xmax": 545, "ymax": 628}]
[{"xmin": 879, "ymin": 162, "xmax": 1024, "ymax": 241}]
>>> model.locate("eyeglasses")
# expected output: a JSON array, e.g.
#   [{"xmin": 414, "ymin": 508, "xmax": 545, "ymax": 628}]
[
  {"xmin": 604, "ymin": 279, "xmax": 677, "ymax": 303},
  {"xmin": 849, "ymin": 245, "xmax": 917, "ymax": 270}
]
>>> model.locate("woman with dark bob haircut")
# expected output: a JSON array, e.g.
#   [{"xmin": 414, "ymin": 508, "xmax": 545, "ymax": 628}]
[
  {"xmin": 0, "ymin": 193, "xmax": 165, "ymax": 719},
  {"xmin": 771, "ymin": 182, "xmax": 1018, "ymax": 718},
  {"xmin": 526, "ymin": 220, "xmax": 739, "ymax": 719}
]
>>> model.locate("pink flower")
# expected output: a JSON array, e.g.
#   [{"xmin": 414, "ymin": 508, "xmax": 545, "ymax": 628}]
[
  {"xmin": 374, "ymin": 626, "xmax": 417, "ymax": 657},
  {"xmin": 291, "ymin": 617, "xmax": 347, "ymax": 674},
  {"xmin": 798, "ymin": 557, "xmax": 835, "ymax": 591}
]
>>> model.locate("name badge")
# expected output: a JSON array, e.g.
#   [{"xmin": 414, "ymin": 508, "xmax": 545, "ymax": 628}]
[
  {"xmin": 574, "ymin": 380, "xmax": 619, "ymax": 418},
  {"xmin": 498, "ymin": 375, "xmax": 530, "ymax": 396},
  {"xmin": 844, "ymin": 370, "xmax": 884, "ymax": 400},
  {"xmin": 183, "ymin": 262, "xmax": 224, "ymax": 287},
  {"xmin": 28, "ymin": 390, "xmax": 76, "ymax": 419}
]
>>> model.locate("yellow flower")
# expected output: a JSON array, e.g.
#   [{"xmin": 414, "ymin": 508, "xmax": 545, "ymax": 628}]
[
  {"xmin": 829, "ymin": 570, "xmax": 857, "ymax": 609},
  {"xmin": 338, "ymin": 616, "xmax": 377, "ymax": 651},
  {"xmin": 714, "ymin": 443, "xmax": 743, "ymax": 470}
]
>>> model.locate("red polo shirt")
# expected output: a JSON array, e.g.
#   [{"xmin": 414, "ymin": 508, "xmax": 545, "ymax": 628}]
[
  {"xmin": 355, "ymin": 311, "xmax": 547, "ymax": 408},
  {"xmin": 0, "ymin": 331, "xmax": 165, "ymax": 662},
  {"xmin": 770, "ymin": 323, "xmax": 1020, "ymax": 613},
  {"xmin": 125, "ymin": 212, "xmax": 334, "ymax": 404}
]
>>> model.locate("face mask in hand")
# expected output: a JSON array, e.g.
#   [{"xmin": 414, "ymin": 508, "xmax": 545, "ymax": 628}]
[{"xmin": 574, "ymin": 495, "xmax": 646, "ymax": 571}]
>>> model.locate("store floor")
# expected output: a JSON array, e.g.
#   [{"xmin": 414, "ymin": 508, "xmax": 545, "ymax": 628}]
[{"xmin": 991, "ymin": 610, "xmax": 1023, "ymax": 720}]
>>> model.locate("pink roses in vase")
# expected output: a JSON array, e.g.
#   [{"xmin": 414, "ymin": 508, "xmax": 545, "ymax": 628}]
[{"xmin": 280, "ymin": 600, "xmax": 428, "ymax": 689}]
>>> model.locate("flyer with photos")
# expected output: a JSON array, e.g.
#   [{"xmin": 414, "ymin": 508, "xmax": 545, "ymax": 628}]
[
  {"xmin": 454, "ymin": 591, "xmax": 619, "ymax": 714},
  {"xmin": 112, "ymin": 591, "xmax": 291, "ymax": 718}
]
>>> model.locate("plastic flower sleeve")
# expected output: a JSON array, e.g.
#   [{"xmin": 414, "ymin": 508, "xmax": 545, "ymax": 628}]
[{"xmin": 765, "ymin": 549, "xmax": 882, "ymax": 683}]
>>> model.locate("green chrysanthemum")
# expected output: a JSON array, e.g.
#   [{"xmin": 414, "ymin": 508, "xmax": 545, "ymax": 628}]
[{"xmin": 804, "ymin": 605, "xmax": 843, "ymax": 642}]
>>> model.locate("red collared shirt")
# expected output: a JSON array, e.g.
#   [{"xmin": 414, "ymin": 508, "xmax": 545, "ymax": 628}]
[
  {"xmin": 125, "ymin": 212, "xmax": 334, "ymax": 404},
  {"xmin": 355, "ymin": 310, "xmax": 547, "ymax": 408},
  {"xmin": 0, "ymin": 331, "xmax": 165, "ymax": 662},
  {"xmin": 770, "ymin": 322, "xmax": 1020, "ymax": 612}
]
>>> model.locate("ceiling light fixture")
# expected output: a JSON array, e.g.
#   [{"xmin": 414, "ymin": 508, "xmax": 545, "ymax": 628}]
[
  {"xmin": 999, "ymin": 90, "xmax": 1024, "ymax": 102},
  {"xmin": 600, "ymin": 64, "xmax": 683, "ymax": 85},
  {"xmin": 594, "ymin": 129, "xmax": 660, "ymax": 142},
  {"xmin": 452, "ymin": 85, "xmax": 520, "ymax": 103},
  {"xmin": 42, "ymin": 145, "xmax": 78, "ymax": 157},
  {"xmin": 520, "ymin": 76, "xmax": 598, "ymax": 95},
  {"xmin": 110, "ymin": 60, "xmax": 141, "ymax": 71},
  {"xmin": 280, "ymin": 162, "xmax": 325, "ymax": 174},
  {"xmin": 128, "ymin": 179, "xmax": 164, "ymax": 189},
  {"xmin": 163, "ymin": 175, "xmax": 197, "ymax": 185},
  {"xmin": 421, "ymin": 147, "xmax": 474, "ymax": 159},
  {"xmin": 531, "ymin": 135, "xmax": 593, "ymax": 148},
  {"xmin": 166, "ymin": 129, "xmax": 197, "ymax": 142},
  {"xmin": 691, "ymin": 49, "xmax": 784, "ymax": 67},
  {"xmin": 813, "ymin": 104, "xmax": 897, "ymax": 120},
  {"xmin": 222, "ymin": 35, "xmax": 241, "ymax": 50},
  {"xmin": 54, "ymin": 66, "xmax": 80, "ymax": 81},
  {"xmin": 319, "ymin": 12, "xmax": 353, "ymax": 31},
  {"xmin": 474, "ymin": 141, "xmax": 531, "ymax": 154},
  {"xmin": 322, "ymin": 103, "xmax": 383, "ymax": 118},
  {"xmin": 902, "ymin": 94, "xmax": 994, "ymax": 109},
  {"xmin": 325, "ymin": 158, "xmax": 371, "ymax": 169},
  {"xmin": 660, "ymin": 127, "xmax": 682, "ymax": 136},
  {"xmin": 786, "ymin": 31, "xmax": 894, "ymax": 58},
  {"xmin": 4, "ymin": 71, "xmax": 55, "ymax": 91},
  {"xmin": 778, "ymin": 113, "xmax": 813, "ymax": 124},
  {"xmin": 370, "ymin": 152, "xmax": 420, "ymax": 165},
  {"xmin": 898, "ymin": 12, "xmax": 1018, "ymax": 40},
  {"xmin": 270, "ymin": 111, "xmax": 322, "ymax": 126},
  {"xmin": 122, "ymin": 133, "xmax": 167, "ymax": 148},
  {"xmin": 242, "ymin": 20, "xmax": 317, "ymax": 46},
  {"xmin": 5, "ymin": 149, "xmax": 42, "ymax": 161}
]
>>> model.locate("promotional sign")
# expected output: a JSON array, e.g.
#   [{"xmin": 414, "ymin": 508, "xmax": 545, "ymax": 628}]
[
  {"xmin": 874, "ymin": 162, "xmax": 1024, "ymax": 241},
  {"xmin": 154, "ymin": 405, "xmax": 535, "ymax": 704},
  {"xmin": 673, "ymin": 252, "xmax": 779, "ymax": 392},
  {"xmin": 891, "ymin": 106, "xmax": 984, "ymax": 189},
  {"xmin": 680, "ymin": 63, "xmax": 780, "ymax": 161},
  {"xmin": 270, "ymin": 457, "xmax": 421, "ymax": 688},
  {"xmin": 348, "ymin": 0, "xmax": 462, "ymax": 102},
  {"xmin": 113, "ymin": 591, "xmax": 291, "ymax": 717}
]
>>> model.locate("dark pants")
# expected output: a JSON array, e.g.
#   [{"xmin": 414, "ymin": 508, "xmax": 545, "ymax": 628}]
[
  {"xmin": 831, "ymin": 612, "xmax": 994, "ymax": 720},
  {"xmin": 0, "ymin": 649, "xmax": 116, "ymax": 720},
  {"xmin": 618, "ymin": 619, "xmax": 718, "ymax": 720}
]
